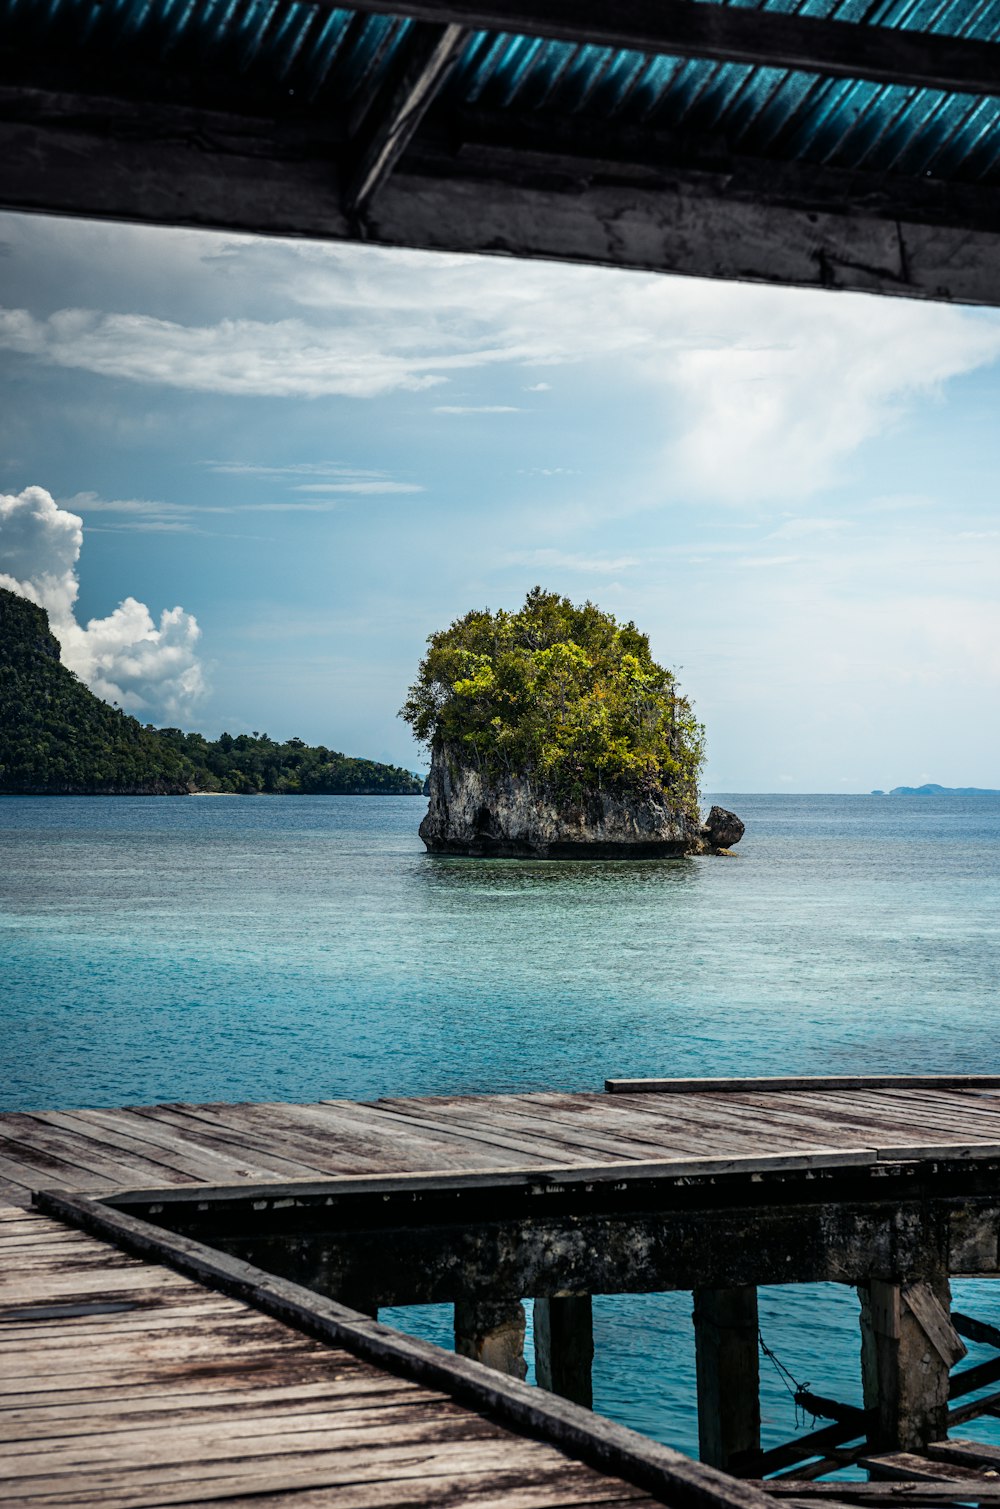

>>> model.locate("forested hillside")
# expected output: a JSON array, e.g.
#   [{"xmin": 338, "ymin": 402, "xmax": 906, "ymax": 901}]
[{"xmin": 0, "ymin": 587, "xmax": 421, "ymax": 795}]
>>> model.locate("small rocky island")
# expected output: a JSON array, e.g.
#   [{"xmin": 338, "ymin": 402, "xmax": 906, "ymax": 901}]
[{"xmin": 402, "ymin": 588, "xmax": 743, "ymax": 858}]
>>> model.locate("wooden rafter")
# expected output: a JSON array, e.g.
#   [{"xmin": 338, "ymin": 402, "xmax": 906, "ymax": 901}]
[
  {"xmin": 345, "ymin": 19, "xmax": 468, "ymax": 214},
  {"xmin": 348, "ymin": 0, "xmax": 1000, "ymax": 98}
]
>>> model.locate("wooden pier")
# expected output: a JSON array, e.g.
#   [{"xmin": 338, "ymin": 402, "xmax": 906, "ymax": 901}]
[{"xmin": 6, "ymin": 1077, "xmax": 1000, "ymax": 1507}]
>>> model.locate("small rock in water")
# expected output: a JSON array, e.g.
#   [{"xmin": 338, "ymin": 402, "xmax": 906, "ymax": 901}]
[{"xmin": 701, "ymin": 805, "xmax": 745, "ymax": 852}]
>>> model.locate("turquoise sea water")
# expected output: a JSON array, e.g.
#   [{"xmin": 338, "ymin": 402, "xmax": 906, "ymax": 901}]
[{"xmin": 3, "ymin": 791, "xmax": 1000, "ymax": 1460}]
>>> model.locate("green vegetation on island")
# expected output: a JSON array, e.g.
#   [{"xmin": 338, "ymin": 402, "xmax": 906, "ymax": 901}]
[
  {"xmin": 0, "ymin": 587, "xmax": 421, "ymax": 796},
  {"xmin": 401, "ymin": 586, "xmax": 705, "ymax": 817}
]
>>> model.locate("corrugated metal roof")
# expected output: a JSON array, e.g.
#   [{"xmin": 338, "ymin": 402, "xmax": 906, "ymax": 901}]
[{"xmin": 4, "ymin": 0, "xmax": 1000, "ymax": 181}]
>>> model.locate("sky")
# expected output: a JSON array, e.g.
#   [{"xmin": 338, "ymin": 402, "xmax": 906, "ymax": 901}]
[{"xmin": 1, "ymin": 209, "xmax": 999, "ymax": 792}]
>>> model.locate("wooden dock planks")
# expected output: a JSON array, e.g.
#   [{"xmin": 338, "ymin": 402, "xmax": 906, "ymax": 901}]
[
  {"xmin": 0, "ymin": 1206, "xmax": 667, "ymax": 1509},
  {"xmin": 4, "ymin": 1083, "xmax": 1000, "ymax": 1209},
  {"xmin": 4, "ymin": 1080, "xmax": 994, "ymax": 1508}
]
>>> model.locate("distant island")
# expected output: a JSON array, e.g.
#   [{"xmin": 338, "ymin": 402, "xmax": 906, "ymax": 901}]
[
  {"xmin": 401, "ymin": 586, "xmax": 743, "ymax": 858},
  {"xmin": 0, "ymin": 587, "xmax": 421, "ymax": 796},
  {"xmin": 871, "ymin": 784, "xmax": 1000, "ymax": 796}
]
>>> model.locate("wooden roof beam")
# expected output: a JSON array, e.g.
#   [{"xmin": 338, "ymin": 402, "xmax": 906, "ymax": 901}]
[
  {"xmin": 348, "ymin": 0, "xmax": 1000, "ymax": 99},
  {"xmin": 345, "ymin": 20, "xmax": 468, "ymax": 214}
]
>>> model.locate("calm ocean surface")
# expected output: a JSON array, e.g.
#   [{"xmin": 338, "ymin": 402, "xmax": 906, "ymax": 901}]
[{"xmin": 3, "ymin": 791, "xmax": 1000, "ymax": 1459}]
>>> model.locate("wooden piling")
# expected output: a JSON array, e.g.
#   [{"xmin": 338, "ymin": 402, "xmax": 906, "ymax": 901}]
[
  {"xmin": 859, "ymin": 1278, "xmax": 964, "ymax": 1450},
  {"xmin": 535, "ymin": 1295, "xmax": 595, "ymax": 1408},
  {"xmin": 694, "ymin": 1286, "xmax": 761, "ymax": 1474}
]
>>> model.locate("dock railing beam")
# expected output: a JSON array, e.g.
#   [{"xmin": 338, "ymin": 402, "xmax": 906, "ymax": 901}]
[
  {"xmin": 694, "ymin": 1286, "xmax": 761, "ymax": 1475},
  {"xmin": 535, "ymin": 1295, "xmax": 594, "ymax": 1409}
]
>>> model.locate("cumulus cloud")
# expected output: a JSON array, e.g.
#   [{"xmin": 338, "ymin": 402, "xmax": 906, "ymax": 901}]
[{"xmin": 0, "ymin": 486, "xmax": 206, "ymax": 722}]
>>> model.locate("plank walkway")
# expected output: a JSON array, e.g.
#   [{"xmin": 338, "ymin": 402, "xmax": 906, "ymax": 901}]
[
  {"xmin": 4, "ymin": 1078, "xmax": 1000, "ymax": 1508},
  {"xmin": 4, "ymin": 1080, "xmax": 1000, "ymax": 1208},
  {"xmin": 0, "ymin": 1204, "xmax": 667, "ymax": 1509}
]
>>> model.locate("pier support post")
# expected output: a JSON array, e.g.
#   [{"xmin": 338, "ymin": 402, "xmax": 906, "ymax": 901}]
[
  {"xmin": 859, "ymin": 1278, "xmax": 963, "ymax": 1450},
  {"xmin": 693, "ymin": 1285, "xmax": 761, "ymax": 1475},
  {"xmin": 534, "ymin": 1295, "xmax": 594, "ymax": 1407},
  {"xmin": 454, "ymin": 1298, "xmax": 527, "ymax": 1379}
]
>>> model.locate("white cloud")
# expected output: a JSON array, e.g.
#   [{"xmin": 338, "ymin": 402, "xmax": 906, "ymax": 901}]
[
  {"xmin": 0, "ymin": 309, "xmax": 453, "ymax": 400},
  {"xmin": 3, "ymin": 231, "xmax": 1000, "ymax": 507},
  {"xmin": 432, "ymin": 404, "xmax": 521, "ymax": 414},
  {"xmin": 292, "ymin": 481, "xmax": 424, "ymax": 494},
  {"xmin": 0, "ymin": 486, "xmax": 206, "ymax": 722}
]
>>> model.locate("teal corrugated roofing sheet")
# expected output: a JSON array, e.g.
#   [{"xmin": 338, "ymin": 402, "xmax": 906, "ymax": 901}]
[{"xmin": 5, "ymin": 0, "xmax": 1000, "ymax": 181}]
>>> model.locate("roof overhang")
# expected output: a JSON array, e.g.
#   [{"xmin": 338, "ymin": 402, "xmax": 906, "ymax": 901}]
[{"xmin": 4, "ymin": 0, "xmax": 1000, "ymax": 303}]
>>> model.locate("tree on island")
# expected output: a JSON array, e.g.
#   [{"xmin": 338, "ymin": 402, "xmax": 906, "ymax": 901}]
[
  {"xmin": 0, "ymin": 586, "xmax": 422, "ymax": 796},
  {"xmin": 402, "ymin": 588, "xmax": 739, "ymax": 858}
]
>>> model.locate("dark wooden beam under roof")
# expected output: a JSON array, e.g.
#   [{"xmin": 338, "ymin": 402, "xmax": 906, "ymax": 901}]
[
  {"xmin": 4, "ymin": 81, "xmax": 1000, "ymax": 305},
  {"xmin": 349, "ymin": 0, "xmax": 1000, "ymax": 99}
]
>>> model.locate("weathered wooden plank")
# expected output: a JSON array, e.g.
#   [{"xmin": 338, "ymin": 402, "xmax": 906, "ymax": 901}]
[
  {"xmin": 761, "ymin": 1482, "xmax": 1000, "ymax": 1502},
  {"xmin": 39, "ymin": 1106, "xmax": 276, "ymax": 1184},
  {"xmin": 926, "ymin": 1438, "xmax": 1000, "ymax": 1470},
  {"xmin": 377, "ymin": 1099, "xmax": 722, "ymax": 1162},
  {"xmin": 0, "ymin": 1438, "xmax": 657, "ymax": 1509},
  {"xmin": 1, "ymin": 1383, "xmax": 435, "ymax": 1441},
  {"xmin": 0, "ymin": 1405, "xmax": 503, "ymax": 1473},
  {"xmin": 241, "ymin": 1100, "xmax": 507, "ymax": 1171},
  {"xmin": 368, "ymin": 1099, "xmax": 599, "ymax": 1164},
  {"xmin": 606, "ymin": 1077, "xmax": 1000, "ymax": 1095},
  {"xmin": 376, "ymin": 1094, "xmax": 838, "ymax": 1163},
  {"xmin": 122, "ymin": 1105, "xmax": 334, "ymax": 1179},
  {"xmin": 901, "ymin": 1283, "xmax": 966, "ymax": 1368},
  {"xmin": 3, "ymin": 1112, "xmax": 198, "ymax": 1189},
  {"xmin": 860, "ymin": 1450, "xmax": 985, "ymax": 1481},
  {"xmin": 34, "ymin": 1189, "xmax": 774, "ymax": 1509},
  {"xmin": 101, "ymin": 1144, "xmax": 880, "ymax": 1216},
  {"xmin": 791, "ymin": 1087, "xmax": 1000, "ymax": 1135},
  {"xmin": 705, "ymin": 1093, "xmax": 959, "ymax": 1148},
  {"xmin": 0, "ymin": 1326, "xmax": 321, "ymax": 1378},
  {"xmin": 164, "ymin": 1468, "xmax": 660, "ymax": 1509},
  {"xmin": 0, "ymin": 1260, "xmax": 156, "ymax": 1304}
]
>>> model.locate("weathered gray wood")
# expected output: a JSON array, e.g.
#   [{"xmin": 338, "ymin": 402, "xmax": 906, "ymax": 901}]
[
  {"xmin": 10, "ymin": 106, "xmax": 1000, "ymax": 310},
  {"xmin": 926, "ymin": 1438, "xmax": 1000, "ymax": 1470},
  {"xmin": 607, "ymin": 1077, "xmax": 1000, "ymax": 1095},
  {"xmin": 900, "ymin": 1282, "xmax": 966, "ymax": 1368},
  {"xmin": 534, "ymin": 1296, "xmax": 594, "ymax": 1409},
  {"xmin": 861, "ymin": 1450, "xmax": 983, "ymax": 1481},
  {"xmin": 162, "ymin": 1472, "xmax": 660, "ymax": 1509},
  {"xmin": 860, "ymin": 1279, "xmax": 952, "ymax": 1451},
  {"xmin": 762, "ymin": 1481, "xmax": 1000, "ymax": 1502},
  {"xmin": 693, "ymin": 1287, "xmax": 760, "ymax": 1475},
  {"xmin": 101, "ymin": 1145, "xmax": 881, "ymax": 1212},
  {"xmin": 346, "ymin": 21, "xmax": 468, "ymax": 213},
  {"xmin": 33, "ymin": 1189, "xmax": 774, "ymax": 1509}
]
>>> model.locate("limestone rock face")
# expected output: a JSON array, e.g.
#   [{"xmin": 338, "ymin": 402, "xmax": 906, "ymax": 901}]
[
  {"xmin": 419, "ymin": 746, "xmax": 707, "ymax": 858},
  {"xmin": 700, "ymin": 804, "xmax": 745, "ymax": 852}
]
